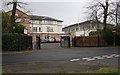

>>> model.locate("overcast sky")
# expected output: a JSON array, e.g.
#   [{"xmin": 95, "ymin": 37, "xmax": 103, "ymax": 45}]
[
  {"xmin": 3, "ymin": 0, "xmax": 92, "ymax": 27},
  {"xmin": 27, "ymin": 2, "xmax": 91, "ymax": 27}
]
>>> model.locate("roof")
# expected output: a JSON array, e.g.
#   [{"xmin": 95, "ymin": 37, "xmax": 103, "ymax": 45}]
[
  {"xmin": 63, "ymin": 20, "xmax": 102, "ymax": 29},
  {"xmin": 29, "ymin": 15, "xmax": 63, "ymax": 22},
  {"xmin": 6, "ymin": 9, "xmax": 30, "ymax": 17}
]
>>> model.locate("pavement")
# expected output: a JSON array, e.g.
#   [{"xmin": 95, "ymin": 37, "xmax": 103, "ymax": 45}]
[{"xmin": 2, "ymin": 43, "xmax": 120, "ymax": 73}]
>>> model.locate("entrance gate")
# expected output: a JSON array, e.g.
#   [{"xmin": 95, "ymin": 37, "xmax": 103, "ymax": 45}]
[
  {"xmin": 60, "ymin": 36, "xmax": 70, "ymax": 48},
  {"xmin": 36, "ymin": 35, "xmax": 41, "ymax": 49}
]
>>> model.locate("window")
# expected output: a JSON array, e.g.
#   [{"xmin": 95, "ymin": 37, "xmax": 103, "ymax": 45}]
[
  {"xmin": 33, "ymin": 27, "xmax": 37, "ymax": 32},
  {"xmin": 76, "ymin": 28, "xmax": 79, "ymax": 31},
  {"xmin": 44, "ymin": 20, "xmax": 48, "ymax": 24},
  {"xmin": 32, "ymin": 20, "xmax": 39, "ymax": 24},
  {"xmin": 92, "ymin": 25, "xmax": 95, "ymax": 29},
  {"xmin": 39, "ymin": 27, "xmax": 41, "ymax": 32},
  {"xmin": 16, "ymin": 18, "xmax": 21, "ymax": 22},
  {"xmin": 39, "ymin": 21, "xmax": 42, "ymax": 24},
  {"xmin": 24, "ymin": 18, "xmax": 28, "ymax": 23},
  {"xmin": 47, "ymin": 27, "xmax": 53, "ymax": 32}
]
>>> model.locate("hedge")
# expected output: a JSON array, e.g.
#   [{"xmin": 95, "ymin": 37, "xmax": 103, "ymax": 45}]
[{"xmin": 2, "ymin": 33, "xmax": 32, "ymax": 51}]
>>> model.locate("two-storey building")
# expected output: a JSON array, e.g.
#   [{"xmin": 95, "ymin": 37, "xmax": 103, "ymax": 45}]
[
  {"xmin": 30, "ymin": 15, "xmax": 63, "ymax": 42},
  {"xmin": 62, "ymin": 20, "xmax": 104, "ymax": 37}
]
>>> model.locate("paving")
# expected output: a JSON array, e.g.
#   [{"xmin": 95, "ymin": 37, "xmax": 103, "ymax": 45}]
[{"xmin": 2, "ymin": 43, "xmax": 120, "ymax": 73}]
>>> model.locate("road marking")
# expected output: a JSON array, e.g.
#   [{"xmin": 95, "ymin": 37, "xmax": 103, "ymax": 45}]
[
  {"xmin": 93, "ymin": 56, "xmax": 104, "ymax": 59},
  {"xmin": 114, "ymin": 55, "xmax": 120, "ymax": 57},
  {"xmin": 102, "ymin": 55, "xmax": 110, "ymax": 58},
  {"xmin": 86, "ymin": 58, "xmax": 95, "ymax": 61},
  {"xmin": 70, "ymin": 54, "xmax": 119, "ymax": 62},
  {"xmin": 70, "ymin": 59, "xmax": 80, "ymax": 62},
  {"xmin": 110, "ymin": 54, "xmax": 118, "ymax": 57},
  {"xmin": 82, "ymin": 57, "xmax": 91, "ymax": 60}
]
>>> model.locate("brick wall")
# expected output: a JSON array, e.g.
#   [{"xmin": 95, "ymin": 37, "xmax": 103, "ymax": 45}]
[{"xmin": 73, "ymin": 35, "xmax": 104, "ymax": 47}]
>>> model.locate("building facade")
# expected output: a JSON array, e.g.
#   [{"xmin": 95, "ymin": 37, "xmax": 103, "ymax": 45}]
[
  {"xmin": 30, "ymin": 15, "xmax": 63, "ymax": 42},
  {"xmin": 62, "ymin": 20, "xmax": 104, "ymax": 37},
  {"xmin": 6, "ymin": 9, "xmax": 31, "ymax": 35}
]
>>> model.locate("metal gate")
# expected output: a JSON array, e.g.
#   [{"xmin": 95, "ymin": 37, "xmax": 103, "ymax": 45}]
[
  {"xmin": 60, "ymin": 36, "xmax": 70, "ymax": 48},
  {"xmin": 36, "ymin": 35, "xmax": 41, "ymax": 49}
]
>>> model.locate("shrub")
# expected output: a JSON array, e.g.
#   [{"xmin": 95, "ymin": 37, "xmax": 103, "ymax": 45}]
[
  {"xmin": 89, "ymin": 25, "xmax": 120, "ymax": 46},
  {"xmin": 2, "ymin": 33, "xmax": 32, "ymax": 51}
]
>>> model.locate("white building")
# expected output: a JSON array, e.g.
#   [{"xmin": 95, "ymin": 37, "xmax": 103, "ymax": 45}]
[
  {"xmin": 62, "ymin": 20, "xmax": 104, "ymax": 37},
  {"xmin": 30, "ymin": 15, "xmax": 63, "ymax": 42}
]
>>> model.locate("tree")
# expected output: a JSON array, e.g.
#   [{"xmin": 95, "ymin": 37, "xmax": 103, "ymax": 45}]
[
  {"xmin": 2, "ymin": 12, "xmax": 11, "ymax": 33},
  {"xmin": 86, "ymin": 0, "xmax": 114, "ymax": 46},
  {"xmin": 2, "ymin": 12, "xmax": 24, "ymax": 33},
  {"xmin": 5, "ymin": 0, "xmax": 27, "ymax": 33},
  {"xmin": 14, "ymin": 24, "xmax": 25, "ymax": 34}
]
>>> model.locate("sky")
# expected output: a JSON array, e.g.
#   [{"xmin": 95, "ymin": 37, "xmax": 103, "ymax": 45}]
[
  {"xmin": 26, "ymin": 2, "xmax": 90, "ymax": 27},
  {"xmin": 2, "ymin": 0, "xmax": 92, "ymax": 27}
]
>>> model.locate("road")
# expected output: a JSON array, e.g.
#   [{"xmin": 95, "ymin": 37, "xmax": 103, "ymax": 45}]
[{"xmin": 2, "ymin": 43, "xmax": 120, "ymax": 73}]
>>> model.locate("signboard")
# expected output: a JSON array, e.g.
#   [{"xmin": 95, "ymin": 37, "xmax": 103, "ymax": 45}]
[{"xmin": 24, "ymin": 28, "xmax": 28, "ymax": 34}]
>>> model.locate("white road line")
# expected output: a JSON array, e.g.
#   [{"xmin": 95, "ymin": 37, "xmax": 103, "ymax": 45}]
[
  {"xmin": 93, "ymin": 56, "xmax": 104, "ymax": 59},
  {"xmin": 110, "ymin": 54, "xmax": 118, "ymax": 57},
  {"xmin": 86, "ymin": 58, "xmax": 95, "ymax": 61},
  {"xmin": 82, "ymin": 57, "xmax": 91, "ymax": 60},
  {"xmin": 106, "ymin": 56, "xmax": 113, "ymax": 58},
  {"xmin": 114, "ymin": 55, "xmax": 120, "ymax": 57},
  {"xmin": 70, "ymin": 59, "xmax": 80, "ymax": 62},
  {"xmin": 102, "ymin": 55, "xmax": 110, "ymax": 58},
  {"xmin": 70, "ymin": 54, "xmax": 119, "ymax": 62}
]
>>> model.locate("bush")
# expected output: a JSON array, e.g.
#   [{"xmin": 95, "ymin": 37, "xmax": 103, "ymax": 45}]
[
  {"xmin": 89, "ymin": 25, "xmax": 120, "ymax": 46},
  {"xmin": 2, "ymin": 33, "xmax": 32, "ymax": 51},
  {"xmin": 14, "ymin": 24, "xmax": 25, "ymax": 34}
]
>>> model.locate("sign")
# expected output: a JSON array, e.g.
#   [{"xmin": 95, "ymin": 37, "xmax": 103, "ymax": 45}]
[
  {"xmin": 112, "ymin": 26, "xmax": 116, "ymax": 33},
  {"xmin": 24, "ymin": 28, "xmax": 28, "ymax": 34}
]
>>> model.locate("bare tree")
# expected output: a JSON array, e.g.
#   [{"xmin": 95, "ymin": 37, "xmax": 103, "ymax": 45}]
[
  {"xmin": 111, "ymin": 1, "xmax": 120, "ymax": 26},
  {"xmin": 86, "ymin": 0, "xmax": 114, "ymax": 46}
]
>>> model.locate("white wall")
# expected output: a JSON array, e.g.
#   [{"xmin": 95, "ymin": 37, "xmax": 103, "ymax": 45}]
[
  {"xmin": 30, "ymin": 22, "xmax": 62, "ymax": 34},
  {"xmin": 75, "ymin": 30, "xmax": 96, "ymax": 36}
]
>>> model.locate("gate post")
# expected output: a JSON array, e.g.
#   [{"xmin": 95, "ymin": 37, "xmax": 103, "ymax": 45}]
[
  {"xmin": 68, "ymin": 36, "xmax": 70, "ymax": 48},
  {"xmin": 36, "ymin": 35, "xmax": 41, "ymax": 49}
]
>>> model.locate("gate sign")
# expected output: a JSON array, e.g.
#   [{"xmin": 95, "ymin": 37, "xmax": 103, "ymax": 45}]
[
  {"xmin": 112, "ymin": 26, "xmax": 116, "ymax": 33},
  {"xmin": 24, "ymin": 28, "xmax": 28, "ymax": 34}
]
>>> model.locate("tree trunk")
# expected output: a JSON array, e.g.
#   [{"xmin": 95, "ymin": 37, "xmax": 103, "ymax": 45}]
[
  {"xmin": 103, "ymin": 1, "xmax": 108, "ymax": 46},
  {"xmin": 11, "ymin": 0, "xmax": 17, "ymax": 33}
]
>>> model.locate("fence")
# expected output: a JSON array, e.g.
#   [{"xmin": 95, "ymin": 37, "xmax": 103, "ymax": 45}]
[
  {"xmin": 2, "ymin": 33, "xmax": 32, "ymax": 51},
  {"xmin": 72, "ymin": 35, "xmax": 104, "ymax": 47}
]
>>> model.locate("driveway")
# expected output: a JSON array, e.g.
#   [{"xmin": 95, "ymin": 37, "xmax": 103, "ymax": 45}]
[{"xmin": 2, "ymin": 43, "xmax": 120, "ymax": 73}]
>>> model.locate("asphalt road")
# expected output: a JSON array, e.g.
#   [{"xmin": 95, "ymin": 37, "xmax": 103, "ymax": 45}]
[{"xmin": 2, "ymin": 43, "xmax": 120, "ymax": 68}]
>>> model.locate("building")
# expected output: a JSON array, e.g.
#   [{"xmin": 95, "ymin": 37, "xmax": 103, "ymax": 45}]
[
  {"xmin": 6, "ymin": 9, "xmax": 30, "ymax": 35},
  {"xmin": 62, "ymin": 20, "xmax": 104, "ymax": 37},
  {"xmin": 29, "ymin": 15, "xmax": 63, "ymax": 42}
]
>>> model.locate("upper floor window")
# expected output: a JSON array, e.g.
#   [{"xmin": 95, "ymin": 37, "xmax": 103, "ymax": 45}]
[
  {"xmin": 23, "ymin": 18, "xmax": 29, "ymax": 23},
  {"xmin": 76, "ymin": 28, "xmax": 79, "ymax": 31},
  {"xmin": 16, "ymin": 18, "xmax": 21, "ymax": 23},
  {"xmin": 47, "ymin": 27, "xmax": 53, "ymax": 32},
  {"xmin": 34, "ymin": 20, "xmax": 39, "ymax": 24},
  {"xmin": 39, "ymin": 27, "xmax": 41, "ymax": 32},
  {"xmin": 33, "ymin": 27, "xmax": 37, "ymax": 32}
]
